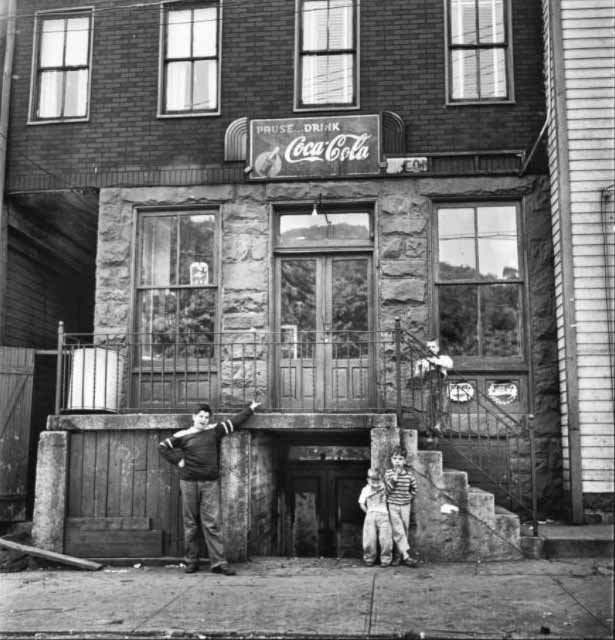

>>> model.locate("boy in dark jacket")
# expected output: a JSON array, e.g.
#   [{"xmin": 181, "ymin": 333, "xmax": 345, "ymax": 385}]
[{"xmin": 158, "ymin": 400, "xmax": 260, "ymax": 575}]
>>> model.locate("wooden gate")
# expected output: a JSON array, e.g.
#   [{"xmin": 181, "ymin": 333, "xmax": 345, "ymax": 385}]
[{"xmin": 0, "ymin": 347, "xmax": 34, "ymax": 521}]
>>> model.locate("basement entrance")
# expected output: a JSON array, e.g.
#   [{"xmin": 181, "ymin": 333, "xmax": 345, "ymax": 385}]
[{"xmin": 281, "ymin": 433, "xmax": 370, "ymax": 558}]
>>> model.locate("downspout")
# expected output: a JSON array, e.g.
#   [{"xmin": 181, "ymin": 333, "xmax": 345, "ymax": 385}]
[
  {"xmin": 549, "ymin": 0, "xmax": 584, "ymax": 522},
  {"xmin": 0, "ymin": 0, "xmax": 17, "ymax": 344}
]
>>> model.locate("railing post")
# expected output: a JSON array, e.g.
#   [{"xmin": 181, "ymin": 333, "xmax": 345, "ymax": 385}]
[
  {"xmin": 54, "ymin": 321, "xmax": 64, "ymax": 415},
  {"xmin": 394, "ymin": 317, "xmax": 402, "ymax": 425},
  {"xmin": 528, "ymin": 413, "xmax": 538, "ymax": 536}
]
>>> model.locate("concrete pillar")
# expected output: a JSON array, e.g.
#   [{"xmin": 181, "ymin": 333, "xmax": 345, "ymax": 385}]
[
  {"xmin": 370, "ymin": 427, "xmax": 400, "ymax": 474},
  {"xmin": 220, "ymin": 430, "xmax": 251, "ymax": 562},
  {"xmin": 32, "ymin": 431, "xmax": 69, "ymax": 552}
]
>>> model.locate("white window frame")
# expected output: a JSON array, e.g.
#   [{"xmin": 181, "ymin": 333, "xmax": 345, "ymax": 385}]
[
  {"xmin": 28, "ymin": 6, "xmax": 94, "ymax": 124},
  {"xmin": 294, "ymin": 0, "xmax": 360, "ymax": 112},
  {"xmin": 443, "ymin": 0, "xmax": 515, "ymax": 106},
  {"xmin": 158, "ymin": 0, "xmax": 223, "ymax": 118}
]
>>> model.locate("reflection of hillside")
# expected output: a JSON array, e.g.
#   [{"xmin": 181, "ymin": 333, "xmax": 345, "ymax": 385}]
[
  {"xmin": 439, "ymin": 262, "xmax": 518, "ymax": 280},
  {"xmin": 282, "ymin": 222, "xmax": 368, "ymax": 242}
]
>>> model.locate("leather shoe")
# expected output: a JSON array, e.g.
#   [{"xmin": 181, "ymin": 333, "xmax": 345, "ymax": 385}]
[
  {"xmin": 184, "ymin": 563, "xmax": 199, "ymax": 574},
  {"xmin": 212, "ymin": 563, "xmax": 236, "ymax": 576},
  {"xmin": 402, "ymin": 556, "xmax": 418, "ymax": 567}
]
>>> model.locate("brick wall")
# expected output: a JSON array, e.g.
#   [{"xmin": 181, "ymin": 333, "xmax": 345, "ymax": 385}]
[{"xmin": 8, "ymin": 0, "xmax": 545, "ymax": 184}]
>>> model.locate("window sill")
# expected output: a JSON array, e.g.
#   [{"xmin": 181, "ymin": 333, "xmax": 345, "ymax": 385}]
[
  {"xmin": 157, "ymin": 111, "xmax": 221, "ymax": 119},
  {"xmin": 27, "ymin": 116, "xmax": 90, "ymax": 125},
  {"xmin": 293, "ymin": 104, "xmax": 360, "ymax": 113},
  {"xmin": 445, "ymin": 99, "xmax": 516, "ymax": 107}
]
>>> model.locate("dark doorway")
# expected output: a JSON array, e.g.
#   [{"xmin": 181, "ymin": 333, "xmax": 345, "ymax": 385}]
[{"xmin": 285, "ymin": 460, "xmax": 367, "ymax": 558}]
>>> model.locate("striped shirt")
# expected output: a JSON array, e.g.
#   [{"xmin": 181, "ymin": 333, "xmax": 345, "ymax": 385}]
[{"xmin": 384, "ymin": 468, "xmax": 417, "ymax": 505}]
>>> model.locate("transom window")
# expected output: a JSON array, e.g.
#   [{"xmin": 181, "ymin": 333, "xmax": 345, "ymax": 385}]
[
  {"xmin": 31, "ymin": 10, "xmax": 92, "ymax": 121},
  {"xmin": 446, "ymin": 0, "xmax": 512, "ymax": 102},
  {"xmin": 435, "ymin": 204, "xmax": 524, "ymax": 361},
  {"xmin": 296, "ymin": 0, "xmax": 358, "ymax": 110},
  {"xmin": 135, "ymin": 211, "xmax": 217, "ymax": 361},
  {"xmin": 160, "ymin": 2, "xmax": 220, "ymax": 115}
]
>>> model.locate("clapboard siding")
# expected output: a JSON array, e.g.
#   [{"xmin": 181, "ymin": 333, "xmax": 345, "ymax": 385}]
[{"xmin": 549, "ymin": 0, "xmax": 615, "ymax": 501}]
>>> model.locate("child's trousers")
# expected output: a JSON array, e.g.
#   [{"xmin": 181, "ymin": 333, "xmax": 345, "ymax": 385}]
[
  {"xmin": 362, "ymin": 511, "xmax": 393, "ymax": 566},
  {"xmin": 388, "ymin": 502, "xmax": 412, "ymax": 558}
]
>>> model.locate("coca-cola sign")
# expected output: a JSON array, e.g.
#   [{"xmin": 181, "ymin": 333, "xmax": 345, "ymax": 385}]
[{"xmin": 249, "ymin": 115, "xmax": 380, "ymax": 180}]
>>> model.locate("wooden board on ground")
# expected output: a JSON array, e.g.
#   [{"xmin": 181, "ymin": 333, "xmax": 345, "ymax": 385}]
[{"xmin": 0, "ymin": 537, "xmax": 103, "ymax": 570}]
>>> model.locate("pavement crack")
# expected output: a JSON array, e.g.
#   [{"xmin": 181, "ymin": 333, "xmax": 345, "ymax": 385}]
[
  {"xmin": 129, "ymin": 583, "xmax": 193, "ymax": 632},
  {"xmin": 364, "ymin": 572, "xmax": 377, "ymax": 637},
  {"xmin": 551, "ymin": 575, "xmax": 612, "ymax": 632}
]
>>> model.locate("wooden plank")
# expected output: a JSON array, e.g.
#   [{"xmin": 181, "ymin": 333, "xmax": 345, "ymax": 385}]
[
  {"xmin": 65, "ymin": 516, "xmax": 151, "ymax": 531},
  {"xmin": 583, "ymin": 480, "xmax": 615, "ymax": 493},
  {"xmin": 67, "ymin": 431, "xmax": 84, "ymax": 516},
  {"xmin": 0, "ymin": 537, "xmax": 103, "ymax": 570},
  {"xmin": 93, "ymin": 430, "xmax": 110, "ymax": 518},
  {"xmin": 64, "ymin": 529, "xmax": 163, "ymax": 558},
  {"xmin": 133, "ymin": 431, "xmax": 148, "ymax": 517}
]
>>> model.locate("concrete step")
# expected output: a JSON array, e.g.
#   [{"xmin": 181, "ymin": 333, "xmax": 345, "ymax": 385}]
[{"xmin": 540, "ymin": 524, "xmax": 614, "ymax": 558}]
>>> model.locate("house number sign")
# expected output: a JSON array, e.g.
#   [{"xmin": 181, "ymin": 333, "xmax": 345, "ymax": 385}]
[{"xmin": 249, "ymin": 115, "xmax": 381, "ymax": 180}]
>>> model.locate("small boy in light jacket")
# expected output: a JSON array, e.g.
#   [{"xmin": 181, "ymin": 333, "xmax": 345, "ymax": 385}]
[
  {"xmin": 384, "ymin": 446, "xmax": 418, "ymax": 567},
  {"xmin": 358, "ymin": 468, "xmax": 393, "ymax": 567}
]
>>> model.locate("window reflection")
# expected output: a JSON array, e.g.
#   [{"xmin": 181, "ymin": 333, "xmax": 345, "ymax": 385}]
[
  {"xmin": 439, "ymin": 285, "xmax": 478, "ymax": 355},
  {"xmin": 281, "ymin": 259, "xmax": 316, "ymax": 358},
  {"xmin": 279, "ymin": 212, "xmax": 369, "ymax": 246}
]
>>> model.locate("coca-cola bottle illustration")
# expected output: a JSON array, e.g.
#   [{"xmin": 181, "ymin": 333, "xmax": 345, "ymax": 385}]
[{"xmin": 255, "ymin": 146, "xmax": 281, "ymax": 178}]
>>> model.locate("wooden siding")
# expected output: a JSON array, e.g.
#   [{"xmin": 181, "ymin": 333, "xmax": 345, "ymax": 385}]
[{"xmin": 557, "ymin": 0, "xmax": 615, "ymax": 495}]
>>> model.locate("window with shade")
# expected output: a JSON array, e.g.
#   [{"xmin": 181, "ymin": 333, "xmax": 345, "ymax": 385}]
[
  {"xmin": 435, "ymin": 204, "xmax": 525, "ymax": 364},
  {"xmin": 160, "ymin": 2, "xmax": 220, "ymax": 115},
  {"xmin": 135, "ymin": 211, "xmax": 217, "ymax": 363},
  {"xmin": 446, "ymin": 0, "xmax": 513, "ymax": 103},
  {"xmin": 296, "ymin": 0, "xmax": 358, "ymax": 110},
  {"xmin": 30, "ymin": 10, "xmax": 92, "ymax": 122}
]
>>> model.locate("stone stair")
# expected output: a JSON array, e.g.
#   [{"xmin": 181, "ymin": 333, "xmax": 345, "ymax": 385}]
[{"xmin": 371, "ymin": 426, "xmax": 523, "ymax": 561}]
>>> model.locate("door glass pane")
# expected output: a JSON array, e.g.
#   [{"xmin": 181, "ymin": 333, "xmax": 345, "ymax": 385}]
[
  {"xmin": 137, "ymin": 289, "xmax": 178, "ymax": 360},
  {"xmin": 140, "ymin": 216, "xmax": 176, "ymax": 286},
  {"xmin": 439, "ymin": 284, "xmax": 478, "ymax": 355},
  {"xmin": 438, "ymin": 208, "xmax": 477, "ymax": 279},
  {"xmin": 332, "ymin": 259, "xmax": 368, "ymax": 358},
  {"xmin": 480, "ymin": 284, "xmax": 521, "ymax": 356},
  {"xmin": 279, "ymin": 213, "xmax": 369, "ymax": 246},
  {"xmin": 179, "ymin": 214, "xmax": 216, "ymax": 285},
  {"xmin": 477, "ymin": 206, "xmax": 518, "ymax": 278},
  {"xmin": 281, "ymin": 259, "xmax": 316, "ymax": 358}
]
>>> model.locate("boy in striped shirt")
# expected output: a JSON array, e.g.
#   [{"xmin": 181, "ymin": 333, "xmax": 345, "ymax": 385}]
[{"xmin": 384, "ymin": 446, "xmax": 418, "ymax": 567}]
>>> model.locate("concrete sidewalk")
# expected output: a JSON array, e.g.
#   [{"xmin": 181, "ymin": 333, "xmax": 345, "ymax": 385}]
[{"xmin": 1, "ymin": 556, "xmax": 613, "ymax": 640}]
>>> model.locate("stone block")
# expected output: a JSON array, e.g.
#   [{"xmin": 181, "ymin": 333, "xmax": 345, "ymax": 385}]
[
  {"xmin": 32, "ymin": 431, "xmax": 69, "ymax": 553},
  {"xmin": 380, "ymin": 259, "xmax": 426, "ymax": 278},
  {"xmin": 223, "ymin": 261, "xmax": 268, "ymax": 290},
  {"xmin": 381, "ymin": 278, "xmax": 425, "ymax": 303}
]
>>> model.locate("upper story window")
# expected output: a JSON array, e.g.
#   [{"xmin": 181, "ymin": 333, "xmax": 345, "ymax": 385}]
[
  {"xmin": 160, "ymin": 2, "xmax": 220, "ymax": 116},
  {"xmin": 434, "ymin": 203, "xmax": 524, "ymax": 365},
  {"xmin": 295, "ymin": 0, "xmax": 358, "ymax": 111},
  {"xmin": 446, "ymin": 0, "xmax": 513, "ymax": 103},
  {"xmin": 30, "ymin": 9, "xmax": 92, "ymax": 122}
]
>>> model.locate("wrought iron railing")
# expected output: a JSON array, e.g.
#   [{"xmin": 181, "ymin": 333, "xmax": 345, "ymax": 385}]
[
  {"xmin": 53, "ymin": 320, "xmax": 536, "ymax": 526},
  {"xmin": 54, "ymin": 320, "xmax": 437, "ymax": 415}
]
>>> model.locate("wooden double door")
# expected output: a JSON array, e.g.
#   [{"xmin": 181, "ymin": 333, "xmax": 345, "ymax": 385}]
[
  {"xmin": 286, "ymin": 462, "xmax": 367, "ymax": 558},
  {"xmin": 275, "ymin": 253, "xmax": 374, "ymax": 410}
]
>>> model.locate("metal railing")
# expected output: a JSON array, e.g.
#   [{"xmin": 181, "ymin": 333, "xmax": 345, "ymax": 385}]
[
  {"xmin": 53, "ymin": 320, "xmax": 536, "ymax": 525},
  {"xmin": 54, "ymin": 319, "xmax": 437, "ymax": 416}
]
